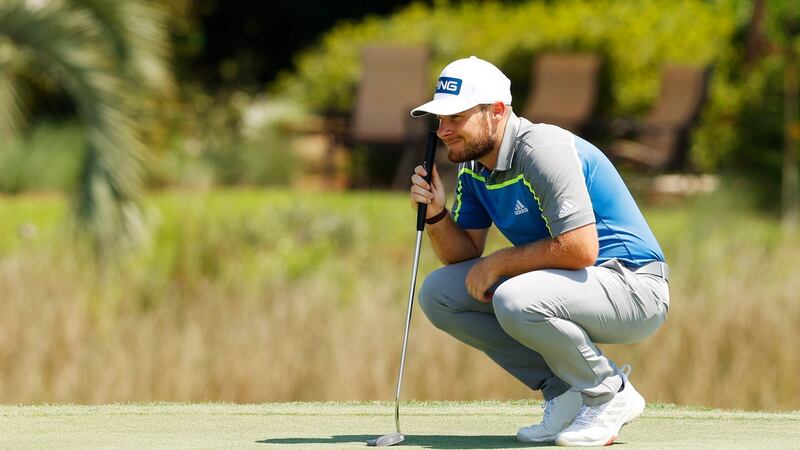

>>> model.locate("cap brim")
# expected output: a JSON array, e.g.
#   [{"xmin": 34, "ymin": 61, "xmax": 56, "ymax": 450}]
[{"xmin": 410, "ymin": 98, "xmax": 479, "ymax": 117}]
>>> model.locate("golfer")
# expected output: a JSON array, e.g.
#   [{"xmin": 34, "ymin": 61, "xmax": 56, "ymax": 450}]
[{"xmin": 409, "ymin": 56, "xmax": 669, "ymax": 447}]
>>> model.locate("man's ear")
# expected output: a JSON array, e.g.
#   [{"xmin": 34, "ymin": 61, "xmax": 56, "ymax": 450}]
[{"xmin": 490, "ymin": 101, "xmax": 506, "ymax": 120}]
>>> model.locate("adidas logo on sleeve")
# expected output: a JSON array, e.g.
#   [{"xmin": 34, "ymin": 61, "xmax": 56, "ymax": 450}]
[{"xmin": 558, "ymin": 200, "xmax": 578, "ymax": 218}]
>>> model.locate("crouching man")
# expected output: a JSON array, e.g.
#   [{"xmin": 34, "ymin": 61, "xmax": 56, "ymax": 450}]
[{"xmin": 409, "ymin": 56, "xmax": 669, "ymax": 447}]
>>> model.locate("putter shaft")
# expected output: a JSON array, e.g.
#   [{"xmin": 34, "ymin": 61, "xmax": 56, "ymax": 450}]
[
  {"xmin": 394, "ymin": 229, "xmax": 424, "ymax": 434},
  {"xmin": 370, "ymin": 131, "xmax": 437, "ymax": 447}
]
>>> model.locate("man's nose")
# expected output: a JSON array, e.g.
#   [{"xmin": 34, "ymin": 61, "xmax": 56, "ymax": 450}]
[{"xmin": 437, "ymin": 120, "xmax": 451, "ymax": 139}]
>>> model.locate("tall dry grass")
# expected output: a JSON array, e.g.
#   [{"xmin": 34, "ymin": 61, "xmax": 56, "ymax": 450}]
[{"xmin": 0, "ymin": 189, "xmax": 797, "ymax": 410}]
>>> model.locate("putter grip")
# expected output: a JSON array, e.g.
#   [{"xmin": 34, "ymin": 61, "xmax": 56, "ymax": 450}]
[{"xmin": 416, "ymin": 131, "xmax": 439, "ymax": 231}]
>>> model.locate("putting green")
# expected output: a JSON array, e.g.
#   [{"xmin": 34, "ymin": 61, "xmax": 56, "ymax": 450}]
[{"xmin": 1, "ymin": 401, "xmax": 798, "ymax": 448}]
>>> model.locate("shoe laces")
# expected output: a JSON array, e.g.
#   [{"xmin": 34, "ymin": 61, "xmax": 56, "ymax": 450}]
[
  {"xmin": 620, "ymin": 364, "xmax": 632, "ymax": 379},
  {"xmin": 541, "ymin": 398, "xmax": 555, "ymax": 422},
  {"xmin": 572, "ymin": 403, "xmax": 607, "ymax": 427},
  {"xmin": 571, "ymin": 365, "xmax": 633, "ymax": 428}
]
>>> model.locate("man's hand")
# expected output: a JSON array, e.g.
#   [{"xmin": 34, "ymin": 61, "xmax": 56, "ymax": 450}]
[
  {"xmin": 466, "ymin": 256, "xmax": 499, "ymax": 302},
  {"xmin": 409, "ymin": 164, "xmax": 446, "ymax": 218}
]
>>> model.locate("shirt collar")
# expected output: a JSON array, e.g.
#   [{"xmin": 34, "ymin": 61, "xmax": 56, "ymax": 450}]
[{"xmin": 493, "ymin": 112, "xmax": 520, "ymax": 172}]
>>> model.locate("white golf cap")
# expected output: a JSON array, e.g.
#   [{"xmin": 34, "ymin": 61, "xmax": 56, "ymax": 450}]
[{"xmin": 410, "ymin": 56, "xmax": 511, "ymax": 117}]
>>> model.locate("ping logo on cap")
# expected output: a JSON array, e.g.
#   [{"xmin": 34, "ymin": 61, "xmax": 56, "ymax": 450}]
[{"xmin": 435, "ymin": 77, "xmax": 462, "ymax": 95}]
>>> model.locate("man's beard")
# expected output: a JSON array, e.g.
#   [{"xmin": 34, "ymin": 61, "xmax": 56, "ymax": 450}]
[{"xmin": 447, "ymin": 113, "xmax": 496, "ymax": 163}]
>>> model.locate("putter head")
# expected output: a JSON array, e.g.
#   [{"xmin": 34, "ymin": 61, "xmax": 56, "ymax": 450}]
[{"xmin": 366, "ymin": 432, "xmax": 405, "ymax": 446}]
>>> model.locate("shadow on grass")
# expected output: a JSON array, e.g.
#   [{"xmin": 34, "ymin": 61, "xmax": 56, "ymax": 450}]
[{"xmin": 257, "ymin": 434, "xmax": 555, "ymax": 448}]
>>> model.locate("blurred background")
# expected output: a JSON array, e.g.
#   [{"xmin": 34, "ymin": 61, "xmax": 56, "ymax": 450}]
[{"xmin": 0, "ymin": 0, "xmax": 798, "ymax": 410}]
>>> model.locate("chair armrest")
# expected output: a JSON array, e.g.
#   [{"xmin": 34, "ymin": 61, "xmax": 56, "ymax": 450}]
[{"xmin": 608, "ymin": 117, "xmax": 641, "ymax": 138}]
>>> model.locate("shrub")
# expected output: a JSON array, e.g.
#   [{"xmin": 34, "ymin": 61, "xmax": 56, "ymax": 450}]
[
  {"xmin": 0, "ymin": 122, "xmax": 86, "ymax": 193},
  {"xmin": 274, "ymin": 0, "xmax": 735, "ymax": 121},
  {"xmin": 149, "ymin": 91, "xmax": 302, "ymax": 188},
  {"xmin": 272, "ymin": 0, "xmax": 798, "ymax": 202}
]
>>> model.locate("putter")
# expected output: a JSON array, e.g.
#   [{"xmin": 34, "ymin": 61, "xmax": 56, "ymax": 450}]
[{"xmin": 367, "ymin": 131, "xmax": 438, "ymax": 447}]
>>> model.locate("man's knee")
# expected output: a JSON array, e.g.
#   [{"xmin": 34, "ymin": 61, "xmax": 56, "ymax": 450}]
[
  {"xmin": 492, "ymin": 275, "xmax": 552, "ymax": 337},
  {"xmin": 417, "ymin": 269, "xmax": 455, "ymax": 328}
]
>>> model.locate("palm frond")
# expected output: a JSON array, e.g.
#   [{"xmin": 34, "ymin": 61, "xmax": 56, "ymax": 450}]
[
  {"xmin": 0, "ymin": 0, "xmax": 159, "ymax": 253},
  {"xmin": 0, "ymin": 36, "xmax": 26, "ymax": 139},
  {"xmin": 0, "ymin": 68, "xmax": 23, "ymax": 139},
  {"xmin": 71, "ymin": 0, "xmax": 174, "ymax": 97}
]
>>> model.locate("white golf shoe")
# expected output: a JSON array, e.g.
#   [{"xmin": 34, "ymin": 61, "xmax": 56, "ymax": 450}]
[
  {"xmin": 517, "ymin": 388, "xmax": 582, "ymax": 442},
  {"xmin": 555, "ymin": 365, "xmax": 645, "ymax": 447}
]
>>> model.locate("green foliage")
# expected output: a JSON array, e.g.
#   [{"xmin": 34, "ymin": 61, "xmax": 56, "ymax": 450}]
[
  {"xmin": 0, "ymin": 0, "xmax": 173, "ymax": 255},
  {"xmin": 763, "ymin": 0, "xmax": 800, "ymax": 48},
  {"xmin": 0, "ymin": 121, "xmax": 86, "ymax": 193},
  {"xmin": 273, "ymin": 0, "xmax": 798, "ymax": 196},
  {"xmin": 724, "ymin": 56, "xmax": 787, "ymax": 194},
  {"xmin": 274, "ymin": 0, "xmax": 735, "ymax": 116},
  {"xmin": 692, "ymin": 0, "xmax": 800, "ymax": 202},
  {"xmin": 149, "ymin": 92, "xmax": 301, "ymax": 188},
  {"xmin": 0, "ymin": 191, "xmax": 66, "ymax": 255}
]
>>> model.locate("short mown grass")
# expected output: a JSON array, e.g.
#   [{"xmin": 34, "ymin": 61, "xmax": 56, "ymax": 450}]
[{"xmin": 1, "ymin": 402, "xmax": 798, "ymax": 449}]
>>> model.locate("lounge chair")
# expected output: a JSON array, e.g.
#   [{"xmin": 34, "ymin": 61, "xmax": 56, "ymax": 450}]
[
  {"xmin": 522, "ymin": 53, "xmax": 602, "ymax": 135},
  {"xmin": 349, "ymin": 45, "xmax": 433, "ymax": 189},
  {"xmin": 610, "ymin": 65, "xmax": 712, "ymax": 170}
]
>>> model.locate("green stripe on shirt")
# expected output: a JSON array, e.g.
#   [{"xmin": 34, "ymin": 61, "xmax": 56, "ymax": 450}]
[{"xmin": 455, "ymin": 167, "xmax": 552, "ymax": 236}]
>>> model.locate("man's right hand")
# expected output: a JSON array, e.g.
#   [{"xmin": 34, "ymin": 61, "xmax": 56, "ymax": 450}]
[{"xmin": 409, "ymin": 164, "xmax": 446, "ymax": 218}]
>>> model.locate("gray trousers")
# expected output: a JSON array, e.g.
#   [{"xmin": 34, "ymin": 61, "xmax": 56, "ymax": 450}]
[{"xmin": 418, "ymin": 258, "xmax": 669, "ymax": 406}]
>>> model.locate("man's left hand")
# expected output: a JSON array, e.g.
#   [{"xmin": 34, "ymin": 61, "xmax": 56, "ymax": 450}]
[{"xmin": 465, "ymin": 256, "xmax": 499, "ymax": 302}]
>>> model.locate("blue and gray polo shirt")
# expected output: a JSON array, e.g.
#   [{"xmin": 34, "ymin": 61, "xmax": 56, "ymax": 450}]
[{"xmin": 451, "ymin": 113, "xmax": 664, "ymax": 267}]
